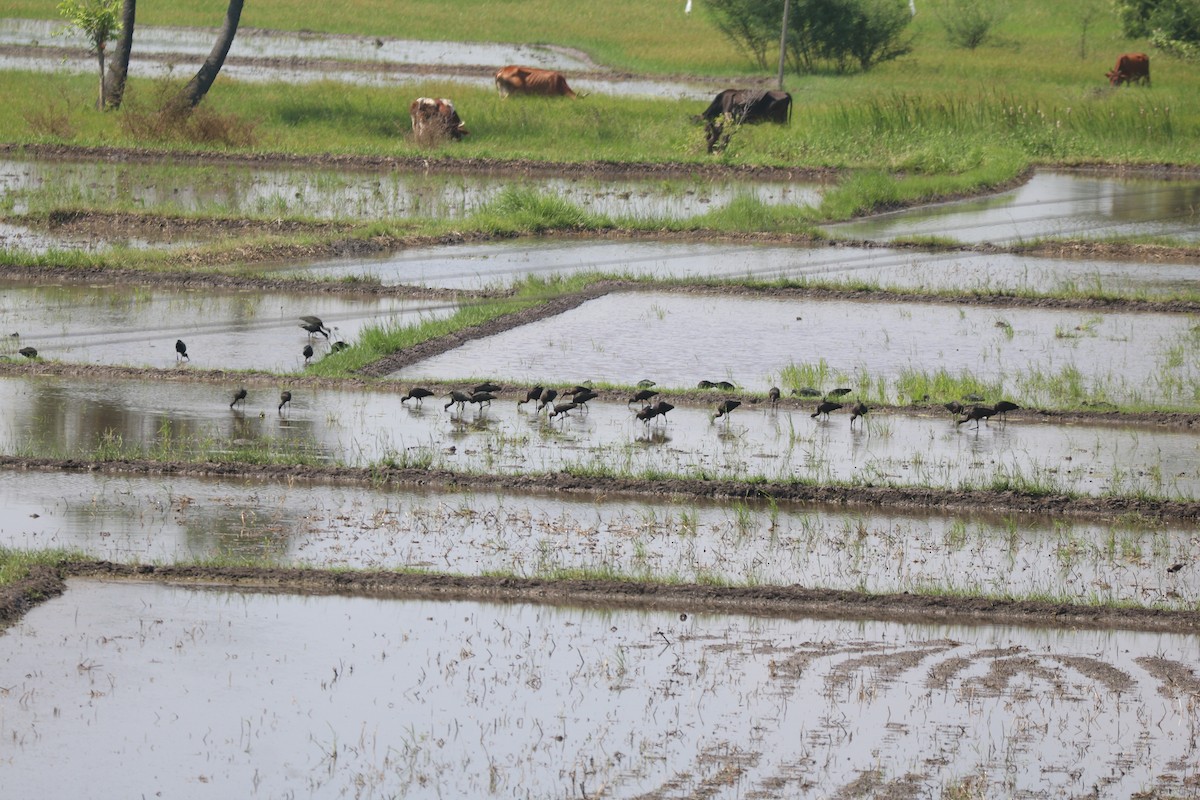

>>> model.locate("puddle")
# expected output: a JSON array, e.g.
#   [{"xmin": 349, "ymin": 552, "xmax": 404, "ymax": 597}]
[
  {"xmin": 833, "ymin": 171, "xmax": 1200, "ymax": 244},
  {"xmin": 393, "ymin": 290, "xmax": 1200, "ymax": 407},
  {"xmin": 0, "ymin": 470, "xmax": 1196, "ymax": 605},
  {"xmin": 0, "ymin": 157, "xmax": 822, "ymax": 224},
  {"xmin": 0, "ymin": 18, "xmax": 716, "ymax": 99},
  {"xmin": 277, "ymin": 237, "xmax": 1200, "ymax": 296},
  {"xmin": 0, "ymin": 220, "xmax": 188, "ymax": 253},
  {"xmin": 0, "ymin": 280, "xmax": 450, "ymax": 371},
  {"xmin": 3, "ymin": 579, "xmax": 1198, "ymax": 797},
  {"xmin": 2, "ymin": 375, "xmax": 1198, "ymax": 498}
]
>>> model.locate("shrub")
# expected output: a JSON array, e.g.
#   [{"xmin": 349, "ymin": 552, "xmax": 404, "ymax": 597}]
[{"xmin": 933, "ymin": 0, "xmax": 1008, "ymax": 49}]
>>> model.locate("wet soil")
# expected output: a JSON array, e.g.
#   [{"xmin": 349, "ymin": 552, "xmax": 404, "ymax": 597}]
[
  {"xmin": 2, "ymin": 454, "xmax": 1197, "ymax": 524},
  {"xmin": 2, "ymin": 559, "xmax": 1193, "ymax": 635}
]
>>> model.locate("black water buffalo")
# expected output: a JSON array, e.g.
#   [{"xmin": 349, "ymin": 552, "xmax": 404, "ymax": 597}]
[{"xmin": 699, "ymin": 89, "xmax": 792, "ymax": 124}]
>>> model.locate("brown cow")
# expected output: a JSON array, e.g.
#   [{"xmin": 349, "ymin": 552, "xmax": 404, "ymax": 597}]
[
  {"xmin": 699, "ymin": 89, "xmax": 792, "ymax": 124},
  {"xmin": 494, "ymin": 65, "xmax": 577, "ymax": 98},
  {"xmin": 409, "ymin": 97, "xmax": 468, "ymax": 141},
  {"xmin": 1106, "ymin": 53, "xmax": 1150, "ymax": 87}
]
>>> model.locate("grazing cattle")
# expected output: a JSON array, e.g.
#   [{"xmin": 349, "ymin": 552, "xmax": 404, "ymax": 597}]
[
  {"xmin": 494, "ymin": 65, "xmax": 577, "ymax": 98},
  {"xmin": 1106, "ymin": 53, "xmax": 1150, "ymax": 87},
  {"xmin": 409, "ymin": 97, "xmax": 468, "ymax": 141},
  {"xmin": 699, "ymin": 89, "xmax": 792, "ymax": 124}
]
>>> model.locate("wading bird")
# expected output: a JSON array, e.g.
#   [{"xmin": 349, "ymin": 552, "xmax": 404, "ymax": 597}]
[
  {"xmin": 230, "ymin": 388, "xmax": 248, "ymax": 409},
  {"xmin": 18, "ymin": 346, "xmax": 37, "ymax": 359},
  {"xmin": 651, "ymin": 400, "xmax": 674, "ymax": 422},
  {"xmin": 768, "ymin": 387, "xmax": 780, "ymax": 407},
  {"xmin": 957, "ymin": 405, "xmax": 996, "ymax": 428},
  {"xmin": 537, "ymin": 388, "xmax": 559, "ymax": 412},
  {"xmin": 697, "ymin": 380, "xmax": 716, "ymax": 389},
  {"xmin": 811, "ymin": 401, "xmax": 842, "ymax": 420},
  {"xmin": 278, "ymin": 391, "xmax": 292, "ymax": 413},
  {"xmin": 849, "ymin": 402, "xmax": 869, "ymax": 427},
  {"xmin": 474, "ymin": 382, "xmax": 503, "ymax": 394},
  {"xmin": 300, "ymin": 320, "xmax": 329, "ymax": 339},
  {"xmin": 571, "ymin": 389, "xmax": 598, "ymax": 411},
  {"xmin": 637, "ymin": 379, "xmax": 656, "ymax": 389},
  {"xmin": 712, "ymin": 399, "xmax": 740, "ymax": 423},
  {"xmin": 303, "ymin": 344, "xmax": 314, "ymax": 364},
  {"xmin": 331, "ymin": 341, "xmax": 349, "ymax": 352},
  {"xmin": 175, "ymin": 339, "xmax": 189, "ymax": 362},
  {"xmin": 445, "ymin": 390, "xmax": 472, "ymax": 413},
  {"xmin": 827, "ymin": 388, "xmax": 852, "ymax": 399},
  {"xmin": 993, "ymin": 400, "xmax": 1020, "ymax": 421},
  {"xmin": 469, "ymin": 391, "xmax": 496, "ymax": 408},
  {"xmin": 549, "ymin": 401, "xmax": 578, "ymax": 420},
  {"xmin": 401, "ymin": 387, "xmax": 434, "ymax": 407},
  {"xmin": 518, "ymin": 386, "xmax": 543, "ymax": 407},
  {"xmin": 794, "ymin": 387, "xmax": 822, "ymax": 398},
  {"xmin": 629, "ymin": 388, "xmax": 659, "ymax": 406},
  {"xmin": 944, "ymin": 401, "xmax": 964, "ymax": 417}
]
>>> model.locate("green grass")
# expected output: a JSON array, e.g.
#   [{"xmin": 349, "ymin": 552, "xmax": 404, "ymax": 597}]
[{"xmin": 0, "ymin": 546, "xmax": 74, "ymax": 588}]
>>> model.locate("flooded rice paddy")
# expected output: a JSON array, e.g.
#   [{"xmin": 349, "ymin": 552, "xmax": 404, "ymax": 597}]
[
  {"xmin": 0, "ymin": 157, "xmax": 822, "ymax": 223},
  {"xmin": 394, "ymin": 290, "xmax": 1200, "ymax": 406},
  {"xmin": 280, "ymin": 236, "xmax": 1200, "ymax": 296},
  {"xmin": 835, "ymin": 171, "xmax": 1200, "ymax": 245},
  {"xmin": 1, "ymin": 470, "xmax": 1197, "ymax": 604},
  {"xmin": 0, "ymin": 280, "xmax": 449, "ymax": 371},
  {"xmin": 2, "ymin": 375, "xmax": 1198, "ymax": 498},
  {"xmin": 0, "ymin": 18, "xmax": 715, "ymax": 99},
  {"xmin": 4, "ymin": 579, "xmax": 1199, "ymax": 798}
]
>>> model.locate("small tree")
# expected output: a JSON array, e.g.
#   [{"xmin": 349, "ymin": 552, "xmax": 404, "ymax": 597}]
[
  {"xmin": 57, "ymin": 0, "xmax": 122, "ymax": 110},
  {"xmin": 932, "ymin": 0, "xmax": 1008, "ymax": 49}
]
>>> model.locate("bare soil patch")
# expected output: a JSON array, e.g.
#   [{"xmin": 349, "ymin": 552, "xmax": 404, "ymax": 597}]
[{"xmin": 0, "ymin": 567, "xmax": 66, "ymax": 630}]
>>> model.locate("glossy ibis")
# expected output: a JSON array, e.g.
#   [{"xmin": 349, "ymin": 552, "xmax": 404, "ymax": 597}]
[
  {"xmin": 278, "ymin": 391, "xmax": 292, "ymax": 412},
  {"xmin": 175, "ymin": 339, "xmax": 189, "ymax": 362},
  {"xmin": 474, "ymin": 382, "xmax": 503, "ymax": 394},
  {"xmin": 716, "ymin": 381, "xmax": 735, "ymax": 390},
  {"xmin": 444, "ymin": 390, "xmax": 472, "ymax": 412},
  {"xmin": 637, "ymin": 379, "xmax": 656, "ymax": 389},
  {"xmin": 849, "ymin": 402, "xmax": 869, "ymax": 426},
  {"xmin": 993, "ymin": 400, "xmax": 1020, "ymax": 421},
  {"xmin": 302, "ymin": 344, "xmax": 314, "ymax": 364},
  {"xmin": 651, "ymin": 400, "xmax": 674, "ymax": 422},
  {"xmin": 635, "ymin": 404, "xmax": 657, "ymax": 424},
  {"xmin": 697, "ymin": 380, "xmax": 716, "ymax": 389},
  {"xmin": 549, "ymin": 401, "xmax": 578, "ymax": 419},
  {"xmin": 572, "ymin": 389, "xmax": 598, "ymax": 412},
  {"xmin": 300, "ymin": 321, "xmax": 329, "ymax": 339},
  {"xmin": 469, "ymin": 391, "xmax": 496, "ymax": 408},
  {"xmin": 401, "ymin": 387, "xmax": 434, "ymax": 407},
  {"xmin": 794, "ymin": 387, "xmax": 822, "ymax": 398},
  {"xmin": 712, "ymin": 399, "xmax": 740, "ymax": 423},
  {"xmin": 827, "ymin": 388, "xmax": 852, "ymax": 399},
  {"xmin": 629, "ymin": 388, "xmax": 658, "ymax": 405},
  {"xmin": 330, "ymin": 341, "xmax": 349, "ymax": 352},
  {"xmin": 944, "ymin": 401, "xmax": 964, "ymax": 417},
  {"xmin": 537, "ymin": 388, "xmax": 559, "ymax": 412},
  {"xmin": 18, "ymin": 346, "xmax": 37, "ymax": 359},
  {"xmin": 518, "ymin": 386, "xmax": 544, "ymax": 407},
  {"xmin": 957, "ymin": 405, "xmax": 996, "ymax": 428},
  {"xmin": 768, "ymin": 387, "xmax": 780, "ymax": 407},
  {"xmin": 811, "ymin": 401, "xmax": 842, "ymax": 420},
  {"xmin": 230, "ymin": 388, "xmax": 248, "ymax": 409}
]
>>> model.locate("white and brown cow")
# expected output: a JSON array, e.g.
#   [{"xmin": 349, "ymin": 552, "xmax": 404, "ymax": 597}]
[{"xmin": 409, "ymin": 97, "xmax": 469, "ymax": 142}]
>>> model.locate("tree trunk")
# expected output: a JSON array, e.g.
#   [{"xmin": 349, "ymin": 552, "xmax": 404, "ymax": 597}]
[
  {"xmin": 103, "ymin": 0, "xmax": 136, "ymax": 110},
  {"xmin": 173, "ymin": 0, "xmax": 244, "ymax": 110},
  {"xmin": 96, "ymin": 46, "xmax": 106, "ymax": 110}
]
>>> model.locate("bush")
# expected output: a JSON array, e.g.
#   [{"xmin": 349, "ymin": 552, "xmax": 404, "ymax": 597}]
[
  {"xmin": 1114, "ymin": 0, "xmax": 1200, "ymax": 61},
  {"xmin": 933, "ymin": 0, "xmax": 1008, "ymax": 49},
  {"xmin": 118, "ymin": 82, "xmax": 258, "ymax": 147},
  {"xmin": 706, "ymin": 0, "xmax": 914, "ymax": 74}
]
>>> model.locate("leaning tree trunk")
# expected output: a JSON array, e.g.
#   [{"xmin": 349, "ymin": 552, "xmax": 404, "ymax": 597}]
[
  {"xmin": 102, "ymin": 0, "xmax": 136, "ymax": 110},
  {"xmin": 173, "ymin": 0, "xmax": 243, "ymax": 110},
  {"xmin": 95, "ymin": 44, "xmax": 107, "ymax": 110}
]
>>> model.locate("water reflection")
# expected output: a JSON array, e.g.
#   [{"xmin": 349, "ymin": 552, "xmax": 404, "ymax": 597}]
[
  {"xmin": 0, "ymin": 157, "xmax": 822, "ymax": 223},
  {"xmin": 833, "ymin": 171, "xmax": 1200, "ymax": 243}
]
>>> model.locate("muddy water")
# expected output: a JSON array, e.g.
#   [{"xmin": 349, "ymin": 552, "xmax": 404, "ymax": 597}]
[
  {"xmin": 2, "ymin": 376, "xmax": 1198, "ymax": 498},
  {"xmin": 0, "ymin": 221, "xmax": 189, "ymax": 253},
  {"xmin": 4, "ymin": 580, "xmax": 1198, "ymax": 798},
  {"xmin": 1, "ymin": 157, "xmax": 821, "ymax": 223},
  {"xmin": 833, "ymin": 171, "xmax": 1200, "ymax": 244},
  {"xmin": 394, "ymin": 290, "xmax": 1200, "ymax": 406},
  {"xmin": 1, "ymin": 470, "xmax": 1196, "ymax": 605},
  {"xmin": 0, "ymin": 280, "xmax": 449, "ymax": 371},
  {"xmin": 278, "ymin": 237, "xmax": 1200, "ymax": 296}
]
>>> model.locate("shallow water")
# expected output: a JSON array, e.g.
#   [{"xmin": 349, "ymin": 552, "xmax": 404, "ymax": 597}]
[
  {"xmin": 3, "ymin": 580, "xmax": 1198, "ymax": 798},
  {"xmin": 0, "ymin": 18, "xmax": 716, "ymax": 99},
  {"xmin": 277, "ymin": 236, "xmax": 1200, "ymax": 296},
  {"xmin": 2, "ymin": 376, "xmax": 1198, "ymax": 498},
  {"xmin": 833, "ymin": 171, "xmax": 1200, "ymax": 244},
  {"xmin": 0, "ymin": 221, "xmax": 188, "ymax": 253},
  {"xmin": 0, "ymin": 470, "xmax": 1195, "ymax": 604},
  {"xmin": 393, "ymin": 290, "xmax": 1200, "ymax": 406},
  {"xmin": 0, "ymin": 280, "xmax": 449, "ymax": 371},
  {"xmin": 0, "ymin": 18, "xmax": 593, "ymax": 70},
  {"xmin": 0, "ymin": 157, "xmax": 822, "ymax": 223}
]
